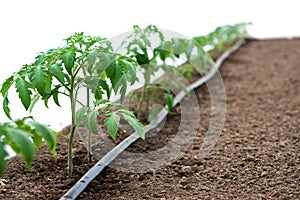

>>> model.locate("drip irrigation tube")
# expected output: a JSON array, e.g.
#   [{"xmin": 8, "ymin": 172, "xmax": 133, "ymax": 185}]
[{"xmin": 60, "ymin": 39, "xmax": 247, "ymax": 200}]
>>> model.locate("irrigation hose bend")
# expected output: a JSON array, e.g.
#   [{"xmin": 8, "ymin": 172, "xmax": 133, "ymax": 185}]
[{"xmin": 60, "ymin": 39, "xmax": 247, "ymax": 200}]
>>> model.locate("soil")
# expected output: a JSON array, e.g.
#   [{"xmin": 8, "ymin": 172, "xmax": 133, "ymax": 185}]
[{"xmin": 1, "ymin": 38, "xmax": 300, "ymax": 199}]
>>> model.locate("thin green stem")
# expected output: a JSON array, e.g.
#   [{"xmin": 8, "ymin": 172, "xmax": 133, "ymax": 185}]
[{"xmin": 67, "ymin": 75, "xmax": 76, "ymax": 177}]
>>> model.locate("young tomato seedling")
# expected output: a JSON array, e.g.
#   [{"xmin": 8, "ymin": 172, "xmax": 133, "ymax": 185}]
[{"xmin": 1, "ymin": 32, "xmax": 144, "ymax": 176}]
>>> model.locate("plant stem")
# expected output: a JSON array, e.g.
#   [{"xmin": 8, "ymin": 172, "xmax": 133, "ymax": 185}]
[
  {"xmin": 68, "ymin": 76, "xmax": 76, "ymax": 177},
  {"xmin": 87, "ymin": 88, "xmax": 92, "ymax": 163},
  {"xmin": 144, "ymin": 68, "xmax": 151, "ymax": 118}
]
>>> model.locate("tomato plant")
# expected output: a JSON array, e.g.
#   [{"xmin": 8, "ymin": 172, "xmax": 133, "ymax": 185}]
[
  {"xmin": 120, "ymin": 25, "xmax": 209, "ymax": 122},
  {"xmin": 193, "ymin": 22, "xmax": 252, "ymax": 58},
  {"xmin": 0, "ymin": 117, "xmax": 57, "ymax": 177},
  {"xmin": 1, "ymin": 32, "xmax": 144, "ymax": 176}
]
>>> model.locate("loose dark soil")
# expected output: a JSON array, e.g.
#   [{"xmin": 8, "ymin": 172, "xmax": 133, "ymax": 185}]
[{"xmin": 1, "ymin": 38, "xmax": 300, "ymax": 199}]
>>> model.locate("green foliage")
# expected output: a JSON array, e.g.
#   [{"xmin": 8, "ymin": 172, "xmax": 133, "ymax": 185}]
[
  {"xmin": 104, "ymin": 112, "xmax": 120, "ymax": 140},
  {"xmin": 121, "ymin": 25, "xmax": 210, "ymax": 121},
  {"xmin": 0, "ymin": 23, "xmax": 251, "ymax": 177},
  {"xmin": 193, "ymin": 22, "xmax": 252, "ymax": 58},
  {"xmin": 0, "ymin": 118, "xmax": 57, "ymax": 177},
  {"xmin": 1, "ymin": 32, "xmax": 144, "ymax": 176}
]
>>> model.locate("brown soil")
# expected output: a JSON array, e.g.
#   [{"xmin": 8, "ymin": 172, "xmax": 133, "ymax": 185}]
[{"xmin": 1, "ymin": 38, "xmax": 300, "ymax": 199}]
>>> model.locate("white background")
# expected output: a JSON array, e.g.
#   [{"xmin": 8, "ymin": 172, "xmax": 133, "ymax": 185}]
[{"xmin": 0, "ymin": 0, "xmax": 299, "ymax": 131}]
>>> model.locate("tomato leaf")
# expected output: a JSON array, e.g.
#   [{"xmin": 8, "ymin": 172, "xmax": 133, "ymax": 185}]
[
  {"xmin": 32, "ymin": 66, "xmax": 47, "ymax": 96},
  {"xmin": 98, "ymin": 79, "xmax": 110, "ymax": 99},
  {"xmin": 5, "ymin": 128, "xmax": 35, "ymax": 168},
  {"xmin": 15, "ymin": 77, "xmax": 32, "ymax": 110},
  {"xmin": 119, "ymin": 109, "xmax": 145, "ymax": 139},
  {"xmin": 61, "ymin": 51, "xmax": 75, "ymax": 75},
  {"xmin": 75, "ymin": 107, "xmax": 89, "ymax": 126},
  {"xmin": 29, "ymin": 94, "xmax": 40, "ymax": 113},
  {"xmin": 104, "ymin": 112, "xmax": 120, "ymax": 140},
  {"xmin": 85, "ymin": 109, "xmax": 99, "ymax": 134},
  {"xmin": 1, "ymin": 76, "xmax": 14, "ymax": 96},
  {"xmin": 3, "ymin": 93, "xmax": 11, "ymax": 120},
  {"xmin": 0, "ymin": 141, "xmax": 8, "ymax": 177},
  {"xmin": 164, "ymin": 93, "xmax": 174, "ymax": 112},
  {"xmin": 49, "ymin": 64, "xmax": 65, "ymax": 83},
  {"xmin": 29, "ymin": 122, "xmax": 57, "ymax": 156}
]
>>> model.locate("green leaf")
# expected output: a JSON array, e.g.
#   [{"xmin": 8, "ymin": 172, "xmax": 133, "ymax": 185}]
[
  {"xmin": 119, "ymin": 80, "xmax": 127, "ymax": 103},
  {"xmin": 87, "ymin": 51, "xmax": 97, "ymax": 73},
  {"xmin": 1, "ymin": 76, "xmax": 14, "ymax": 96},
  {"xmin": 120, "ymin": 59, "xmax": 137, "ymax": 85},
  {"xmin": 94, "ymin": 99, "xmax": 110, "ymax": 106},
  {"xmin": 34, "ymin": 53, "xmax": 46, "ymax": 65},
  {"xmin": 172, "ymin": 38, "xmax": 185, "ymax": 56},
  {"xmin": 29, "ymin": 94, "xmax": 40, "ymax": 113},
  {"xmin": 119, "ymin": 109, "xmax": 145, "ymax": 139},
  {"xmin": 104, "ymin": 112, "xmax": 120, "ymax": 140},
  {"xmin": 164, "ymin": 93, "xmax": 174, "ymax": 112},
  {"xmin": 98, "ymin": 79, "xmax": 110, "ymax": 99},
  {"xmin": 5, "ymin": 128, "xmax": 35, "ymax": 168},
  {"xmin": 61, "ymin": 51, "xmax": 75, "ymax": 75},
  {"xmin": 29, "ymin": 122, "xmax": 57, "ymax": 156},
  {"xmin": 32, "ymin": 66, "xmax": 47, "ymax": 96},
  {"xmin": 75, "ymin": 107, "xmax": 89, "ymax": 126},
  {"xmin": 185, "ymin": 39, "xmax": 194, "ymax": 60},
  {"xmin": 156, "ymin": 41, "xmax": 173, "ymax": 61},
  {"xmin": 3, "ymin": 93, "xmax": 11, "ymax": 120},
  {"xmin": 49, "ymin": 64, "xmax": 65, "ymax": 83},
  {"xmin": 96, "ymin": 53, "xmax": 114, "ymax": 74},
  {"xmin": 50, "ymin": 89, "xmax": 60, "ymax": 106},
  {"xmin": 32, "ymin": 134, "xmax": 42, "ymax": 149},
  {"xmin": 15, "ymin": 77, "xmax": 32, "ymax": 110},
  {"xmin": 0, "ymin": 141, "xmax": 8, "ymax": 177},
  {"xmin": 85, "ymin": 109, "xmax": 99, "ymax": 134}
]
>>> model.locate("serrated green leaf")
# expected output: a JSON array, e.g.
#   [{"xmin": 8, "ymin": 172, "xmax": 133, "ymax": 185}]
[
  {"xmin": 61, "ymin": 51, "xmax": 75, "ymax": 75},
  {"xmin": 29, "ymin": 122, "xmax": 57, "ymax": 156},
  {"xmin": 120, "ymin": 59, "xmax": 137, "ymax": 85},
  {"xmin": 98, "ymin": 79, "xmax": 110, "ymax": 99},
  {"xmin": 32, "ymin": 66, "xmax": 47, "ymax": 96},
  {"xmin": 5, "ymin": 128, "xmax": 35, "ymax": 168},
  {"xmin": 104, "ymin": 112, "xmax": 120, "ymax": 140},
  {"xmin": 34, "ymin": 53, "xmax": 47, "ymax": 65},
  {"xmin": 0, "ymin": 141, "xmax": 8, "ymax": 177},
  {"xmin": 96, "ymin": 53, "xmax": 114, "ymax": 74},
  {"xmin": 52, "ymin": 89, "xmax": 60, "ymax": 107},
  {"xmin": 49, "ymin": 64, "xmax": 65, "ymax": 83},
  {"xmin": 85, "ymin": 110, "xmax": 99, "ymax": 134},
  {"xmin": 29, "ymin": 94, "xmax": 40, "ymax": 113},
  {"xmin": 75, "ymin": 107, "xmax": 89, "ymax": 126},
  {"xmin": 87, "ymin": 51, "xmax": 97, "ymax": 73},
  {"xmin": 106, "ymin": 62, "xmax": 124, "ymax": 94},
  {"xmin": 3, "ymin": 92, "xmax": 11, "ymax": 120},
  {"xmin": 1, "ymin": 76, "xmax": 14, "ymax": 96},
  {"xmin": 120, "ymin": 110, "xmax": 144, "ymax": 139},
  {"xmin": 15, "ymin": 77, "xmax": 32, "ymax": 110},
  {"xmin": 119, "ymin": 80, "xmax": 127, "ymax": 104}
]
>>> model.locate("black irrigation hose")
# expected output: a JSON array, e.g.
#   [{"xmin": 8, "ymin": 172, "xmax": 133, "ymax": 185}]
[{"xmin": 60, "ymin": 39, "xmax": 247, "ymax": 200}]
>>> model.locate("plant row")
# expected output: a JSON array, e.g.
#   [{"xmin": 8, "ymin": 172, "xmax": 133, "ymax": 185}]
[{"xmin": 0, "ymin": 22, "xmax": 251, "ymax": 177}]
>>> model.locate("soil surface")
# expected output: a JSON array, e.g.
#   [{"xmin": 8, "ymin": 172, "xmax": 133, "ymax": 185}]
[{"xmin": 1, "ymin": 38, "xmax": 300, "ymax": 199}]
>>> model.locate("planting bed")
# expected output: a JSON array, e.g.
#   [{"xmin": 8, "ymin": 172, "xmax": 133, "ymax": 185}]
[{"xmin": 1, "ymin": 38, "xmax": 300, "ymax": 199}]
